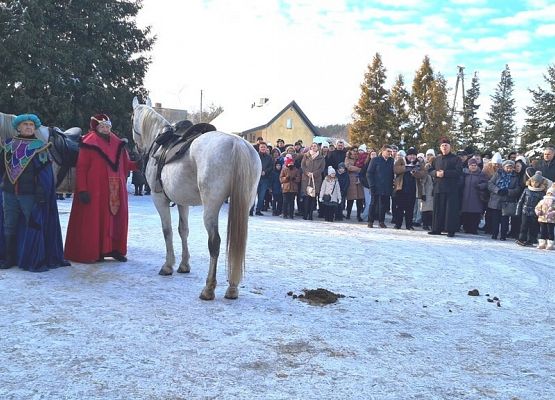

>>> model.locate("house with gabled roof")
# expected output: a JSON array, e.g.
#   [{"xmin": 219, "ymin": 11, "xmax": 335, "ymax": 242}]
[{"xmin": 211, "ymin": 98, "xmax": 320, "ymax": 146}]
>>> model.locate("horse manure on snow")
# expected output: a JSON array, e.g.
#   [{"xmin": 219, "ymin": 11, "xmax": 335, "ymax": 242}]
[{"xmin": 288, "ymin": 288, "xmax": 345, "ymax": 305}]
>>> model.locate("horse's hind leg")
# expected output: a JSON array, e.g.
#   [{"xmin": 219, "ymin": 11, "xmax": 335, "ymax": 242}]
[
  {"xmin": 153, "ymin": 196, "xmax": 175, "ymax": 275},
  {"xmin": 176, "ymin": 204, "xmax": 190, "ymax": 273},
  {"xmin": 199, "ymin": 211, "xmax": 221, "ymax": 300}
]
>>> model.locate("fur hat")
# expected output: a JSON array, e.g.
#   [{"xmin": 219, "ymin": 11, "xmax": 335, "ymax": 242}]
[
  {"xmin": 491, "ymin": 152, "xmax": 503, "ymax": 165},
  {"xmin": 328, "ymin": 166, "xmax": 336, "ymax": 175},
  {"xmin": 359, "ymin": 144, "xmax": 367, "ymax": 152},
  {"xmin": 426, "ymin": 149, "xmax": 435, "ymax": 157},
  {"xmin": 90, "ymin": 114, "xmax": 111, "ymax": 131},
  {"xmin": 406, "ymin": 147, "xmax": 417, "ymax": 156},
  {"xmin": 502, "ymin": 160, "xmax": 515, "ymax": 168},
  {"xmin": 13, "ymin": 113, "xmax": 41, "ymax": 129},
  {"xmin": 439, "ymin": 137, "xmax": 450, "ymax": 144}
]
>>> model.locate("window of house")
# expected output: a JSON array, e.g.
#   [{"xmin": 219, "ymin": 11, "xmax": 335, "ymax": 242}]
[{"xmin": 286, "ymin": 118, "xmax": 293, "ymax": 129}]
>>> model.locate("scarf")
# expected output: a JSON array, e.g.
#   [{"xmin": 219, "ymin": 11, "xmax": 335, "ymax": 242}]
[
  {"xmin": 309, "ymin": 150, "xmax": 319, "ymax": 159},
  {"xmin": 496, "ymin": 170, "xmax": 513, "ymax": 190}
]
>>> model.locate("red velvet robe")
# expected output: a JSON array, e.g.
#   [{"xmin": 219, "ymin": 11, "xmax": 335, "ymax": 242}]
[{"xmin": 64, "ymin": 131, "xmax": 137, "ymax": 262}]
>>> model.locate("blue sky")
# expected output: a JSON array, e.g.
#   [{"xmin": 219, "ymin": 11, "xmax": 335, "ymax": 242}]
[{"xmin": 138, "ymin": 0, "xmax": 555, "ymax": 127}]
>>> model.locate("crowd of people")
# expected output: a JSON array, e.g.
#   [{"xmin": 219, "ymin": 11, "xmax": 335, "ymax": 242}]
[
  {"xmin": 0, "ymin": 113, "xmax": 137, "ymax": 272},
  {"xmin": 251, "ymin": 135, "xmax": 555, "ymax": 250}
]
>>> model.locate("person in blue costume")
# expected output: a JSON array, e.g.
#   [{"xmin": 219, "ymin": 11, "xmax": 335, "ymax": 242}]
[{"xmin": 0, "ymin": 114, "xmax": 69, "ymax": 271}]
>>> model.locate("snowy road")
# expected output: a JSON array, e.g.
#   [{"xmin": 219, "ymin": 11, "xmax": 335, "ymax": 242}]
[{"xmin": 1, "ymin": 194, "xmax": 554, "ymax": 399}]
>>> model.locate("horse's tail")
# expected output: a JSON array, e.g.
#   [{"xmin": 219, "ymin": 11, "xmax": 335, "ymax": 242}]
[{"xmin": 226, "ymin": 139, "xmax": 260, "ymax": 285}]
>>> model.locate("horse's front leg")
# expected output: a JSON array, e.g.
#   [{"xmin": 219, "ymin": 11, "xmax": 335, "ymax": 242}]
[
  {"xmin": 153, "ymin": 196, "xmax": 175, "ymax": 275},
  {"xmin": 176, "ymin": 204, "xmax": 190, "ymax": 273},
  {"xmin": 199, "ymin": 212, "xmax": 220, "ymax": 300}
]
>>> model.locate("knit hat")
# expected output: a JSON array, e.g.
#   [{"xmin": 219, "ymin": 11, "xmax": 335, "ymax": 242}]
[
  {"xmin": 321, "ymin": 141, "xmax": 329, "ymax": 148},
  {"xmin": 491, "ymin": 152, "xmax": 503, "ymax": 165},
  {"xmin": 284, "ymin": 157, "xmax": 294, "ymax": 167},
  {"xmin": 515, "ymin": 155, "xmax": 528, "ymax": 165},
  {"xmin": 417, "ymin": 153, "xmax": 425, "ymax": 159},
  {"xmin": 398, "ymin": 150, "xmax": 406, "ymax": 157},
  {"xmin": 90, "ymin": 114, "xmax": 111, "ymax": 131},
  {"xmin": 467, "ymin": 158, "xmax": 478, "ymax": 166},
  {"xmin": 529, "ymin": 170, "xmax": 542, "ymax": 183},
  {"xmin": 359, "ymin": 144, "xmax": 367, "ymax": 152},
  {"xmin": 426, "ymin": 149, "xmax": 435, "ymax": 157},
  {"xmin": 502, "ymin": 160, "xmax": 515, "ymax": 168},
  {"xmin": 13, "ymin": 113, "xmax": 41, "ymax": 129},
  {"xmin": 406, "ymin": 147, "xmax": 417, "ymax": 156},
  {"xmin": 338, "ymin": 162, "xmax": 346, "ymax": 170},
  {"xmin": 328, "ymin": 166, "xmax": 336, "ymax": 175}
]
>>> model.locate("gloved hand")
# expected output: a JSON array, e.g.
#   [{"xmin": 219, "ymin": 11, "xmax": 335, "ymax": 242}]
[
  {"xmin": 78, "ymin": 191, "xmax": 91, "ymax": 204},
  {"xmin": 421, "ymin": 195, "xmax": 426, "ymax": 201},
  {"xmin": 498, "ymin": 188, "xmax": 508, "ymax": 196}
]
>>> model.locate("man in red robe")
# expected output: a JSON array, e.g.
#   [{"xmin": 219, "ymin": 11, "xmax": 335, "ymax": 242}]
[{"xmin": 64, "ymin": 114, "xmax": 137, "ymax": 263}]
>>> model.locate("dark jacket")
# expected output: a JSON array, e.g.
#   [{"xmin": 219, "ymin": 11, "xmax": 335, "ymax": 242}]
[
  {"xmin": 538, "ymin": 159, "xmax": 555, "ymax": 181},
  {"xmin": 367, "ymin": 156, "xmax": 394, "ymax": 196},
  {"xmin": 328, "ymin": 149, "xmax": 347, "ymax": 170},
  {"xmin": 429, "ymin": 152, "xmax": 463, "ymax": 194},
  {"xmin": 259, "ymin": 152, "xmax": 273, "ymax": 181},
  {"xmin": 269, "ymin": 166, "xmax": 282, "ymax": 195},
  {"xmin": 337, "ymin": 170, "xmax": 350, "ymax": 195},
  {"xmin": 517, "ymin": 187, "xmax": 545, "ymax": 217},
  {"xmin": 460, "ymin": 170, "xmax": 489, "ymax": 213}
]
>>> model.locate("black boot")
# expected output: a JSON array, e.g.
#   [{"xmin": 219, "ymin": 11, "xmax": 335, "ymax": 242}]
[{"xmin": 0, "ymin": 235, "xmax": 18, "ymax": 269}]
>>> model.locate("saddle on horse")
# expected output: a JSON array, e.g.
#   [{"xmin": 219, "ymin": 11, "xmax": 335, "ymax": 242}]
[{"xmin": 149, "ymin": 121, "xmax": 216, "ymax": 192}]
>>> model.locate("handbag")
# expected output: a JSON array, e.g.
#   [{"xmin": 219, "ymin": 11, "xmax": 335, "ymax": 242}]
[
  {"xmin": 502, "ymin": 201, "xmax": 517, "ymax": 216},
  {"xmin": 306, "ymin": 174, "xmax": 316, "ymax": 197},
  {"xmin": 322, "ymin": 194, "xmax": 331, "ymax": 203}
]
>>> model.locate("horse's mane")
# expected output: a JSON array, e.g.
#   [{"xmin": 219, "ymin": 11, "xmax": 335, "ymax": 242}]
[
  {"xmin": 0, "ymin": 112, "xmax": 17, "ymax": 144},
  {"xmin": 135, "ymin": 106, "xmax": 170, "ymax": 147}
]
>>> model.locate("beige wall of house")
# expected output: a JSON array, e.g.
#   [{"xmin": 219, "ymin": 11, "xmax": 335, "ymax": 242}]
[{"xmin": 245, "ymin": 107, "xmax": 315, "ymax": 145}]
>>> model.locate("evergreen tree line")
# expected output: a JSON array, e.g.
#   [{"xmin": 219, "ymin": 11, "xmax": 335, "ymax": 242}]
[
  {"xmin": 0, "ymin": 0, "xmax": 154, "ymax": 141},
  {"xmin": 350, "ymin": 53, "xmax": 555, "ymax": 157}
]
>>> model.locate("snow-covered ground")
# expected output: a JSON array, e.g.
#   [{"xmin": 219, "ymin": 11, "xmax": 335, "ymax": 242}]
[{"xmin": 1, "ymin": 191, "xmax": 554, "ymax": 400}]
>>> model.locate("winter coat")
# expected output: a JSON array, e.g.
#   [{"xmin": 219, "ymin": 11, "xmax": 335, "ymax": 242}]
[
  {"xmin": 517, "ymin": 187, "xmax": 545, "ymax": 217},
  {"xmin": 394, "ymin": 158, "xmax": 426, "ymax": 196},
  {"xmin": 269, "ymin": 167, "xmax": 282, "ymax": 196},
  {"xmin": 538, "ymin": 159, "xmax": 555, "ymax": 182},
  {"xmin": 417, "ymin": 174, "xmax": 434, "ymax": 212},
  {"xmin": 345, "ymin": 156, "xmax": 364, "ymax": 200},
  {"xmin": 337, "ymin": 170, "xmax": 350, "ymax": 196},
  {"xmin": 367, "ymin": 156, "xmax": 394, "ymax": 196},
  {"xmin": 131, "ymin": 169, "xmax": 146, "ymax": 186},
  {"xmin": 259, "ymin": 152, "xmax": 274, "ymax": 182},
  {"xmin": 535, "ymin": 194, "xmax": 555, "ymax": 223},
  {"xmin": 328, "ymin": 149, "xmax": 347, "ymax": 170},
  {"xmin": 280, "ymin": 166, "xmax": 301, "ymax": 193},
  {"xmin": 429, "ymin": 152, "xmax": 463, "ymax": 195},
  {"xmin": 301, "ymin": 152, "xmax": 325, "ymax": 195},
  {"xmin": 487, "ymin": 172, "xmax": 520, "ymax": 210},
  {"xmin": 460, "ymin": 170, "xmax": 489, "ymax": 213},
  {"xmin": 319, "ymin": 177, "xmax": 342, "ymax": 204}
]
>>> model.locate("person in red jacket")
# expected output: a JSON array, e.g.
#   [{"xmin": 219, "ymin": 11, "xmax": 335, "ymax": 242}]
[{"xmin": 64, "ymin": 114, "xmax": 137, "ymax": 263}]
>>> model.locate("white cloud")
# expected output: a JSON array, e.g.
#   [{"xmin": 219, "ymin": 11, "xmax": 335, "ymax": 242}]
[
  {"xmin": 491, "ymin": 5, "xmax": 555, "ymax": 26},
  {"xmin": 449, "ymin": 0, "xmax": 486, "ymax": 4},
  {"xmin": 536, "ymin": 23, "xmax": 555, "ymax": 36}
]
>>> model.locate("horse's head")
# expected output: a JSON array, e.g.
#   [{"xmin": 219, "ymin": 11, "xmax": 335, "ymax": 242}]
[{"xmin": 131, "ymin": 96, "xmax": 169, "ymax": 154}]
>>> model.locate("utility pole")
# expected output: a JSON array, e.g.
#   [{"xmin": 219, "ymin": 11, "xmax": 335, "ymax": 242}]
[
  {"xmin": 450, "ymin": 66, "xmax": 465, "ymax": 131},
  {"xmin": 200, "ymin": 89, "xmax": 203, "ymax": 123}
]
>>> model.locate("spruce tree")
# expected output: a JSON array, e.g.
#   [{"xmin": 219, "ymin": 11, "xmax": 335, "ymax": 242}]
[
  {"xmin": 389, "ymin": 74, "xmax": 413, "ymax": 149},
  {"xmin": 409, "ymin": 56, "xmax": 436, "ymax": 149},
  {"xmin": 426, "ymin": 72, "xmax": 450, "ymax": 148},
  {"xmin": 350, "ymin": 52, "xmax": 392, "ymax": 149},
  {"xmin": 0, "ymin": 0, "xmax": 154, "ymax": 139},
  {"xmin": 460, "ymin": 72, "xmax": 482, "ymax": 151},
  {"xmin": 483, "ymin": 65, "xmax": 517, "ymax": 155},
  {"xmin": 522, "ymin": 64, "xmax": 555, "ymax": 156}
]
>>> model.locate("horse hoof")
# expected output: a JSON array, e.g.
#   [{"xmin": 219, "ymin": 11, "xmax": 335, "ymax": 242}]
[
  {"xmin": 158, "ymin": 267, "xmax": 173, "ymax": 276},
  {"xmin": 199, "ymin": 288, "xmax": 215, "ymax": 301},
  {"xmin": 224, "ymin": 287, "xmax": 239, "ymax": 300},
  {"xmin": 177, "ymin": 264, "xmax": 190, "ymax": 273}
]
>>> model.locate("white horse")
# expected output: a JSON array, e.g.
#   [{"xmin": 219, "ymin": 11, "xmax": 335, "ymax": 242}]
[{"xmin": 131, "ymin": 97, "xmax": 261, "ymax": 300}]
